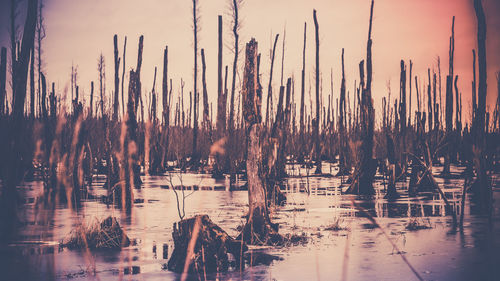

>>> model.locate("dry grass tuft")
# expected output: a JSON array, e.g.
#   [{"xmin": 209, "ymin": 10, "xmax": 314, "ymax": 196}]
[{"xmin": 62, "ymin": 216, "xmax": 130, "ymax": 249}]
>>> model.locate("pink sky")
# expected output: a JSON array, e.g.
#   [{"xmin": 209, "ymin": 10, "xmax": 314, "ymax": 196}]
[{"xmin": 0, "ymin": 0, "xmax": 499, "ymax": 125}]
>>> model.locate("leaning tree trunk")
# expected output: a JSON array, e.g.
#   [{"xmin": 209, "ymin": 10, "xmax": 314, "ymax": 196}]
[
  {"xmin": 238, "ymin": 38, "xmax": 281, "ymax": 245},
  {"xmin": 266, "ymin": 34, "xmax": 279, "ymax": 128},
  {"xmin": 0, "ymin": 0, "xmax": 38, "ymax": 243}
]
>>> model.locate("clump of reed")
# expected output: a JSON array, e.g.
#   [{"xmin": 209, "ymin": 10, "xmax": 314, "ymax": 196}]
[{"xmin": 62, "ymin": 216, "xmax": 130, "ymax": 249}]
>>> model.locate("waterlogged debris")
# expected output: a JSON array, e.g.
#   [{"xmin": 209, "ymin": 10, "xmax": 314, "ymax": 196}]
[{"xmin": 62, "ymin": 216, "xmax": 131, "ymax": 250}]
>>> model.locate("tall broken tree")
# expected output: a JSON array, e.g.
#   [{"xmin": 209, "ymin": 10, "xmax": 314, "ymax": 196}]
[
  {"xmin": 238, "ymin": 38, "xmax": 281, "ymax": 245},
  {"xmin": 346, "ymin": 0, "xmax": 376, "ymax": 195}
]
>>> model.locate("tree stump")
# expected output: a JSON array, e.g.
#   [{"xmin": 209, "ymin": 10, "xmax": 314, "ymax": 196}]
[{"xmin": 167, "ymin": 215, "xmax": 247, "ymax": 274}]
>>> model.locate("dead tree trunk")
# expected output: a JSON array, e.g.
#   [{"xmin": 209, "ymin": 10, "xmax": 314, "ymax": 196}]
[
  {"xmin": 113, "ymin": 34, "xmax": 120, "ymax": 122},
  {"xmin": 472, "ymin": 50, "xmax": 477, "ymax": 122},
  {"xmin": 346, "ymin": 0, "xmax": 375, "ymax": 195},
  {"xmin": 0, "ymin": 47, "xmax": 6, "ymax": 116},
  {"xmin": 117, "ymin": 35, "xmax": 144, "ymax": 211},
  {"xmin": 399, "ymin": 60, "xmax": 407, "ymax": 172},
  {"xmin": 121, "ymin": 36, "xmax": 127, "ymax": 118},
  {"xmin": 443, "ymin": 17, "xmax": 454, "ymax": 175},
  {"xmin": 41, "ymin": 73, "xmax": 47, "ymax": 119},
  {"xmin": 191, "ymin": 0, "xmax": 199, "ymax": 165},
  {"xmin": 0, "ymin": 0, "xmax": 38, "ymax": 242},
  {"xmin": 89, "ymin": 81, "xmax": 94, "ymax": 118},
  {"xmin": 338, "ymin": 48, "xmax": 350, "ymax": 175},
  {"xmin": 313, "ymin": 9, "xmax": 322, "ymax": 174},
  {"xmin": 472, "ymin": 0, "xmax": 491, "ymax": 214},
  {"xmin": 229, "ymin": 0, "xmax": 240, "ymax": 133},
  {"xmin": 238, "ymin": 38, "xmax": 281, "ymax": 245},
  {"xmin": 30, "ymin": 44, "xmax": 35, "ymax": 118},
  {"xmin": 161, "ymin": 46, "xmax": 170, "ymax": 168},
  {"xmin": 434, "ymin": 72, "xmax": 439, "ymax": 131},
  {"xmin": 299, "ymin": 23, "xmax": 306, "ymax": 162},
  {"xmin": 216, "ymin": 15, "xmax": 226, "ymax": 137},
  {"xmin": 266, "ymin": 34, "xmax": 279, "ymax": 128},
  {"xmin": 496, "ymin": 72, "xmax": 500, "ymax": 132},
  {"xmin": 201, "ymin": 48, "xmax": 212, "ymax": 144},
  {"xmin": 12, "ymin": 0, "xmax": 37, "ymax": 119}
]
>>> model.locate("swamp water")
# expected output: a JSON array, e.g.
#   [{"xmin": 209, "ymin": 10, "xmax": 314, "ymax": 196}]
[{"xmin": 1, "ymin": 163, "xmax": 499, "ymax": 281}]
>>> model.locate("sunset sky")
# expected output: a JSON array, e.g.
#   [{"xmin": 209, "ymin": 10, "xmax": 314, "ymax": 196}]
[{"xmin": 0, "ymin": 0, "xmax": 499, "ymax": 125}]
